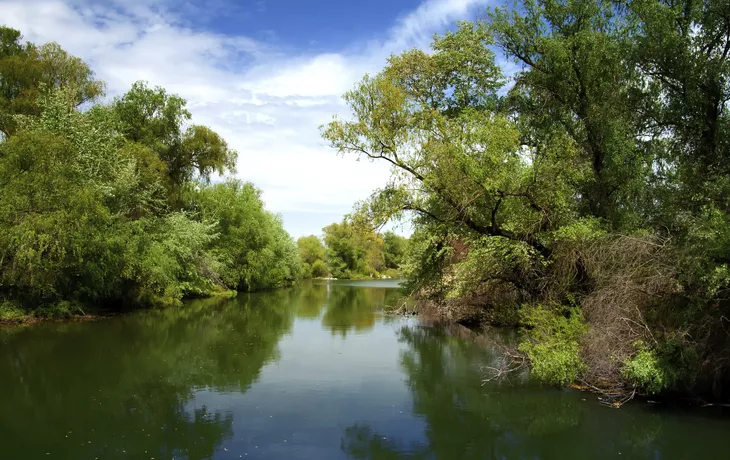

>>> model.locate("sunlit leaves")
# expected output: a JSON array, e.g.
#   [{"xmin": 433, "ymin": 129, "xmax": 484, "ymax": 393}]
[
  {"xmin": 0, "ymin": 31, "xmax": 295, "ymax": 314},
  {"xmin": 0, "ymin": 26, "xmax": 104, "ymax": 137}
]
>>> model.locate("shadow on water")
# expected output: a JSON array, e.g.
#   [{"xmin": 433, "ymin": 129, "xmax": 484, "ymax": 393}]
[
  {"xmin": 0, "ymin": 290, "xmax": 298, "ymax": 459},
  {"xmin": 341, "ymin": 325, "xmax": 730, "ymax": 460}
]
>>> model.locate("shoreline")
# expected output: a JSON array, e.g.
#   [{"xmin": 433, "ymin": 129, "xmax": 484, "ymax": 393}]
[
  {"xmin": 0, "ymin": 289, "xmax": 240, "ymax": 328},
  {"xmin": 0, "ymin": 312, "xmax": 118, "ymax": 328}
]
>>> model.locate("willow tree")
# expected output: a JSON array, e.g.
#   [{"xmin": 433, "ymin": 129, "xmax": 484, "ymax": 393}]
[
  {"xmin": 112, "ymin": 82, "xmax": 238, "ymax": 203},
  {"xmin": 490, "ymin": 0, "xmax": 647, "ymax": 229},
  {"xmin": 323, "ymin": 219, "xmax": 386, "ymax": 278},
  {"xmin": 0, "ymin": 26, "xmax": 104, "ymax": 138},
  {"xmin": 1, "ymin": 29, "xmax": 300, "ymax": 317},
  {"xmin": 322, "ymin": 22, "xmax": 580, "ymax": 296},
  {"xmin": 323, "ymin": 2, "xmax": 730, "ymax": 398}
]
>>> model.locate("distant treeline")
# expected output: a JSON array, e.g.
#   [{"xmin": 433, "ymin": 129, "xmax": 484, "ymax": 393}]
[
  {"xmin": 0, "ymin": 26, "xmax": 300, "ymax": 320},
  {"xmin": 297, "ymin": 219, "xmax": 408, "ymax": 280}
]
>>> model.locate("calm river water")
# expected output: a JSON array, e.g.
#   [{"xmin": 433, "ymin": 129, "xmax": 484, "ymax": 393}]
[{"xmin": 1, "ymin": 280, "xmax": 728, "ymax": 459}]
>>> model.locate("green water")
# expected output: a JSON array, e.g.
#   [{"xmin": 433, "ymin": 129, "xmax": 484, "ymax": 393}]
[{"xmin": 0, "ymin": 280, "xmax": 728, "ymax": 459}]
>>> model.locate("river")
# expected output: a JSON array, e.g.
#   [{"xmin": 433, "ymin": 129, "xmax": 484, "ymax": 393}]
[{"xmin": 0, "ymin": 280, "xmax": 728, "ymax": 459}]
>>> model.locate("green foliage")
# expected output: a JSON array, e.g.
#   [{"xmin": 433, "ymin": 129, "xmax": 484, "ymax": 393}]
[
  {"xmin": 0, "ymin": 26, "xmax": 104, "ymax": 137},
  {"xmin": 324, "ymin": 0, "xmax": 730, "ymax": 398},
  {"xmin": 678, "ymin": 207, "xmax": 730, "ymax": 297},
  {"xmin": 300, "ymin": 219, "xmax": 410, "ymax": 280},
  {"xmin": 311, "ymin": 259, "xmax": 329, "ymax": 278},
  {"xmin": 550, "ymin": 218, "xmax": 607, "ymax": 245},
  {"xmin": 400, "ymin": 228, "xmax": 452, "ymax": 296},
  {"xmin": 490, "ymin": 0, "xmax": 649, "ymax": 228},
  {"xmin": 383, "ymin": 231, "xmax": 408, "ymax": 269},
  {"xmin": 111, "ymin": 81, "xmax": 237, "ymax": 201},
  {"xmin": 448, "ymin": 236, "xmax": 538, "ymax": 299},
  {"xmin": 0, "ymin": 299, "xmax": 24, "ymax": 321},
  {"xmin": 14, "ymin": 87, "xmax": 137, "ymax": 202},
  {"xmin": 519, "ymin": 304, "xmax": 588, "ymax": 386},
  {"xmin": 322, "ymin": 219, "xmax": 393, "ymax": 279},
  {"xmin": 119, "ymin": 213, "xmax": 219, "ymax": 307},
  {"xmin": 0, "ymin": 30, "xmax": 298, "ymax": 317},
  {"xmin": 297, "ymin": 235, "xmax": 329, "ymax": 278},
  {"xmin": 298, "ymin": 235, "xmax": 326, "ymax": 264},
  {"xmin": 0, "ymin": 130, "xmax": 113, "ymax": 303},
  {"xmin": 322, "ymin": 19, "xmax": 573, "ymax": 288},
  {"xmin": 622, "ymin": 346, "xmax": 673, "ymax": 395},
  {"xmin": 622, "ymin": 339, "xmax": 698, "ymax": 395},
  {"xmin": 192, "ymin": 180, "xmax": 301, "ymax": 292}
]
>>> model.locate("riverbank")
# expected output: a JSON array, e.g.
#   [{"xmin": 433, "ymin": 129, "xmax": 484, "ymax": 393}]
[
  {"xmin": 405, "ymin": 293, "xmax": 730, "ymax": 407},
  {"xmin": 0, "ymin": 289, "xmax": 239, "ymax": 327},
  {"xmin": 0, "ymin": 312, "xmax": 117, "ymax": 327}
]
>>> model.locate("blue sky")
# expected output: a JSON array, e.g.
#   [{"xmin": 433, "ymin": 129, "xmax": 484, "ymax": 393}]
[
  {"xmin": 186, "ymin": 0, "xmax": 425, "ymax": 50},
  {"xmin": 1, "ymin": 0, "xmax": 493, "ymax": 238}
]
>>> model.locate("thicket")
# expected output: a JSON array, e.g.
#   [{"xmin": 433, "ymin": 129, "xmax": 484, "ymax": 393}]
[
  {"xmin": 322, "ymin": 0, "xmax": 730, "ymax": 401},
  {"xmin": 0, "ymin": 27, "xmax": 300, "ymax": 320},
  {"xmin": 297, "ymin": 220, "xmax": 408, "ymax": 279}
]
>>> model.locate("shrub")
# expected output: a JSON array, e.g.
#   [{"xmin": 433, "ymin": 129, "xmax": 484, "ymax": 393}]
[
  {"xmin": 622, "ymin": 345, "xmax": 674, "ymax": 395},
  {"xmin": 311, "ymin": 259, "xmax": 329, "ymax": 278},
  {"xmin": 622, "ymin": 339, "xmax": 697, "ymax": 395},
  {"xmin": 0, "ymin": 300, "xmax": 25, "ymax": 321},
  {"xmin": 519, "ymin": 303, "xmax": 588, "ymax": 386}
]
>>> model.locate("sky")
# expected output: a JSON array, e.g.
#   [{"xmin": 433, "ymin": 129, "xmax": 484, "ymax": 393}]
[{"xmin": 1, "ymin": 0, "xmax": 494, "ymax": 238}]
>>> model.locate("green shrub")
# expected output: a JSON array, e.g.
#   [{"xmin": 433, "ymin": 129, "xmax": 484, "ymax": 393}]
[
  {"xmin": 519, "ymin": 303, "xmax": 588, "ymax": 386},
  {"xmin": 311, "ymin": 259, "xmax": 329, "ymax": 278},
  {"xmin": 0, "ymin": 300, "xmax": 26, "ymax": 321},
  {"xmin": 621, "ymin": 340, "xmax": 694, "ymax": 394},
  {"xmin": 622, "ymin": 348, "xmax": 670, "ymax": 394},
  {"xmin": 30, "ymin": 300, "xmax": 88, "ymax": 319}
]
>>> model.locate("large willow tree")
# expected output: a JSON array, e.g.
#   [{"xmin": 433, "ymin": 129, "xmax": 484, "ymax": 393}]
[{"xmin": 323, "ymin": 1, "xmax": 730, "ymax": 400}]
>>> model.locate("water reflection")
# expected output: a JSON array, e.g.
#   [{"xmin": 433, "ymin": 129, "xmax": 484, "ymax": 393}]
[
  {"xmin": 294, "ymin": 284, "xmax": 328, "ymax": 319},
  {"xmin": 295, "ymin": 281, "xmax": 404, "ymax": 337},
  {"xmin": 2, "ymin": 282, "xmax": 729, "ymax": 460},
  {"xmin": 342, "ymin": 325, "xmax": 730, "ymax": 459},
  {"xmin": 0, "ymin": 290, "xmax": 297, "ymax": 459},
  {"xmin": 321, "ymin": 287, "xmax": 402, "ymax": 337}
]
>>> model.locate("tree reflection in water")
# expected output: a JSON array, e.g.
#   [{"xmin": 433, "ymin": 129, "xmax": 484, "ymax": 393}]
[
  {"xmin": 0, "ymin": 290, "xmax": 297, "ymax": 459},
  {"xmin": 341, "ymin": 325, "xmax": 730, "ymax": 459}
]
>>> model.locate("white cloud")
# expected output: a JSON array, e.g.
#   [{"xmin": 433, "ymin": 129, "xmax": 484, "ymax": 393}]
[
  {"xmin": 0, "ymin": 0, "xmax": 490, "ymax": 237},
  {"xmin": 387, "ymin": 0, "xmax": 486, "ymax": 49}
]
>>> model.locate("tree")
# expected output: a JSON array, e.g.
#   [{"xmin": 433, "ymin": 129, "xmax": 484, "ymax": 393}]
[
  {"xmin": 0, "ymin": 130, "xmax": 114, "ymax": 305},
  {"xmin": 322, "ymin": 22, "xmax": 564, "ymax": 292},
  {"xmin": 627, "ymin": 0, "xmax": 730, "ymax": 217},
  {"xmin": 192, "ymin": 180, "xmax": 301, "ymax": 291},
  {"xmin": 297, "ymin": 235, "xmax": 326, "ymax": 264},
  {"xmin": 322, "ymin": 3, "xmax": 730, "ymax": 398},
  {"xmin": 490, "ymin": 0, "xmax": 647, "ymax": 228},
  {"xmin": 323, "ymin": 219, "xmax": 385, "ymax": 278},
  {"xmin": 310, "ymin": 259, "xmax": 329, "ymax": 278},
  {"xmin": 383, "ymin": 232, "xmax": 408, "ymax": 269},
  {"xmin": 0, "ymin": 26, "xmax": 104, "ymax": 138},
  {"xmin": 112, "ymin": 81, "xmax": 237, "ymax": 202},
  {"xmin": 323, "ymin": 221, "xmax": 364, "ymax": 278},
  {"xmin": 297, "ymin": 235, "xmax": 329, "ymax": 278},
  {"xmin": 0, "ymin": 29, "xmax": 299, "ymax": 318}
]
